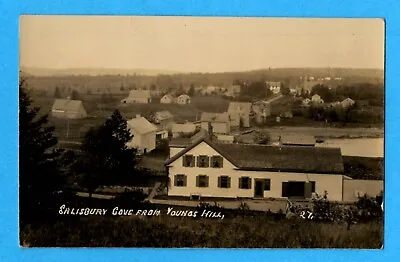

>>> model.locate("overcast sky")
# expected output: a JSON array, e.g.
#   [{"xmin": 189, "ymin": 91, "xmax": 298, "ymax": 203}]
[{"xmin": 19, "ymin": 16, "xmax": 384, "ymax": 73}]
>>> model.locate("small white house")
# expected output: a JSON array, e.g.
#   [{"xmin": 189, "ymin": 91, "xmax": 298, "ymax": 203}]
[
  {"xmin": 266, "ymin": 81, "xmax": 282, "ymax": 95},
  {"xmin": 341, "ymin": 98, "xmax": 355, "ymax": 108},
  {"xmin": 311, "ymin": 94, "xmax": 324, "ymax": 104},
  {"xmin": 165, "ymin": 137, "xmax": 348, "ymax": 201},
  {"xmin": 302, "ymin": 98, "xmax": 311, "ymax": 106},
  {"xmin": 176, "ymin": 94, "xmax": 191, "ymax": 104},
  {"xmin": 160, "ymin": 94, "xmax": 175, "ymax": 104},
  {"xmin": 227, "ymin": 102, "xmax": 252, "ymax": 127},
  {"xmin": 121, "ymin": 90, "xmax": 152, "ymax": 104},
  {"xmin": 127, "ymin": 115, "xmax": 158, "ymax": 154},
  {"xmin": 200, "ymin": 112, "xmax": 231, "ymax": 134}
]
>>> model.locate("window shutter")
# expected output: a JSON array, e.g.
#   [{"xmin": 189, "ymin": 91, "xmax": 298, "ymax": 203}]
[
  {"xmin": 182, "ymin": 156, "xmax": 186, "ymax": 167},
  {"xmin": 304, "ymin": 182, "xmax": 312, "ymax": 198},
  {"xmin": 191, "ymin": 156, "xmax": 195, "ymax": 167},
  {"xmin": 196, "ymin": 176, "xmax": 200, "ymax": 187},
  {"xmin": 227, "ymin": 177, "xmax": 231, "ymax": 188},
  {"xmin": 220, "ymin": 157, "xmax": 223, "ymax": 168},
  {"xmin": 197, "ymin": 156, "xmax": 201, "ymax": 167},
  {"xmin": 184, "ymin": 175, "xmax": 187, "ymax": 186},
  {"xmin": 239, "ymin": 177, "xmax": 242, "ymax": 189},
  {"xmin": 282, "ymin": 182, "xmax": 289, "ymax": 197},
  {"xmin": 205, "ymin": 176, "xmax": 209, "ymax": 187},
  {"xmin": 206, "ymin": 157, "xmax": 210, "ymax": 167},
  {"xmin": 311, "ymin": 181, "xmax": 316, "ymax": 193},
  {"xmin": 249, "ymin": 178, "xmax": 252, "ymax": 189},
  {"xmin": 218, "ymin": 176, "xmax": 221, "ymax": 188},
  {"xmin": 174, "ymin": 175, "xmax": 178, "ymax": 186}
]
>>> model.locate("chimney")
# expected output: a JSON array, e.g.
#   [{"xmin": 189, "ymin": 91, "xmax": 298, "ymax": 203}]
[
  {"xmin": 136, "ymin": 114, "xmax": 141, "ymax": 118},
  {"xmin": 208, "ymin": 122, "xmax": 213, "ymax": 140}
]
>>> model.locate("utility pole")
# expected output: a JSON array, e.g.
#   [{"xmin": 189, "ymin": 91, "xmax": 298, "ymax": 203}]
[{"xmin": 66, "ymin": 118, "xmax": 70, "ymax": 139}]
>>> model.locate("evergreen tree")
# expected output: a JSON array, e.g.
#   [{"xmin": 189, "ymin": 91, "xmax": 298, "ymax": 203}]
[
  {"xmin": 78, "ymin": 110, "xmax": 138, "ymax": 192},
  {"xmin": 188, "ymin": 84, "xmax": 195, "ymax": 96},
  {"xmin": 70, "ymin": 89, "xmax": 80, "ymax": 100},
  {"xmin": 19, "ymin": 80, "xmax": 63, "ymax": 223},
  {"xmin": 54, "ymin": 86, "xmax": 61, "ymax": 98}
]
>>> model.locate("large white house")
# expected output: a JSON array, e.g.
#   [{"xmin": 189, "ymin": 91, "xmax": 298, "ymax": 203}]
[
  {"xmin": 127, "ymin": 115, "xmax": 158, "ymax": 154},
  {"xmin": 165, "ymin": 136, "xmax": 349, "ymax": 201}
]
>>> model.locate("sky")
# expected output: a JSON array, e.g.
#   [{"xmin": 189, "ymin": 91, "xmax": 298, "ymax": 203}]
[{"xmin": 19, "ymin": 16, "xmax": 385, "ymax": 73}]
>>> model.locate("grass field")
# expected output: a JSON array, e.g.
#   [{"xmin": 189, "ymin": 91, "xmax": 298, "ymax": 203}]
[{"xmin": 20, "ymin": 215, "xmax": 383, "ymax": 248}]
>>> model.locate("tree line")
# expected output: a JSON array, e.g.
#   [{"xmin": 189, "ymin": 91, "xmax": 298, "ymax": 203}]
[
  {"xmin": 19, "ymin": 80, "xmax": 145, "ymax": 225},
  {"xmin": 305, "ymin": 83, "xmax": 384, "ymax": 106}
]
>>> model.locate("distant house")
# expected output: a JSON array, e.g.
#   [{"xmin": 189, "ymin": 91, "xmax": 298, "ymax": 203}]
[
  {"xmin": 172, "ymin": 123, "xmax": 197, "ymax": 138},
  {"xmin": 311, "ymin": 94, "xmax": 324, "ymax": 105},
  {"xmin": 126, "ymin": 115, "xmax": 158, "ymax": 154},
  {"xmin": 252, "ymin": 101, "xmax": 271, "ymax": 124},
  {"xmin": 341, "ymin": 98, "xmax": 355, "ymax": 108},
  {"xmin": 279, "ymin": 135, "xmax": 316, "ymax": 147},
  {"xmin": 266, "ymin": 81, "xmax": 282, "ymax": 95},
  {"xmin": 154, "ymin": 110, "xmax": 174, "ymax": 130},
  {"xmin": 51, "ymin": 99, "xmax": 87, "ymax": 119},
  {"xmin": 224, "ymin": 85, "xmax": 241, "ymax": 97},
  {"xmin": 302, "ymin": 98, "xmax": 311, "ymax": 106},
  {"xmin": 160, "ymin": 94, "xmax": 175, "ymax": 104},
  {"xmin": 227, "ymin": 102, "xmax": 252, "ymax": 128},
  {"xmin": 289, "ymin": 88, "xmax": 297, "ymax": 95},
  {"xmin": 176, "ymin": 94, "xmax": 191, "ymax": 104},
  {"xmin": 201, "ymin": 85, "xmax": 219, "ymax": 95},
  {"xmin": 200, "ymin": 112, "xmax": 231, "ymax": 134},
  {"xmin": 121, "ymin": 90, "xmax": 152, "ymax": 104},
  {"xmin": 165, "ymin": 136, "xmax": 349, "ymax": 201}
]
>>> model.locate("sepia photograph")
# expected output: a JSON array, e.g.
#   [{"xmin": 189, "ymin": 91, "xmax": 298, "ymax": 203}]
[{"xmin": 19, "ymin": 15, "xmax": 384, "ymax": 248}]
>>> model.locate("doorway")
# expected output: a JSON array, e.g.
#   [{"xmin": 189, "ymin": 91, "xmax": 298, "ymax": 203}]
[{"xmin": 254, "ymin": 179, "xmax": 264, "ymax": 198}]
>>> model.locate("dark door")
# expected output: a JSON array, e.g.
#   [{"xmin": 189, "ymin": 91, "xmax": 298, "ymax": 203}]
[{"xmin": 254, "ymin": 180, "xmax": 264, "ymax": 198}]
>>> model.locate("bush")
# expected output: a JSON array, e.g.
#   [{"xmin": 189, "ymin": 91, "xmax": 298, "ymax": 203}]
[{"xmin": 312, "ymin": 191, "xmax": 383, "ymax": 224}]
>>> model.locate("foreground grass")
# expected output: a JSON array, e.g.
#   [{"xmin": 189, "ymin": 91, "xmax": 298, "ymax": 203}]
[{"xmin": 20, "ymin": 216, "xmax": 383, "ymax": 248}]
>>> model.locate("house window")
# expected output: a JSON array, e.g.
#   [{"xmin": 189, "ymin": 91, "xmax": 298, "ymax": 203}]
[
  {"xmin": 197, "ymin": 155, "xmax": 210, "ymax": 168},
  {"xmin": 183, "ymin": 155, "xmax": 195, "ymax": 167},
  {"xmin": 239, "ymin": 177, "xmax": 251, "ymax": 189},
  {"xmin": 196, "ymin": 175, "xmax": 209, "ymax": 188},
  {"xmin": 174, "ymin": 174, "xmax": 187, "ymax": 187},
  {"xmin": 218, "ymin": 176, "xmax": 231, "ymax": 188},
  {"xmin": 264, "ymin": 179, "xmax": 271, "ymax": 191},
  {"xmin": 211, "ymin": 156, "xmax": 223, "ymax": 168}
]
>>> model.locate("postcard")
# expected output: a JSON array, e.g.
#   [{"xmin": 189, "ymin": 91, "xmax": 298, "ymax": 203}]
[{"xmin": 19, "ymin": 15, "xmax": 384, "ymax": 248}]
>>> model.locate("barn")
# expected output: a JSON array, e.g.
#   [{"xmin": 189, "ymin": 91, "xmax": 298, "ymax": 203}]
[{"xmin": 51, "ymin": 99, "xmax": 87, "ymax": 119}]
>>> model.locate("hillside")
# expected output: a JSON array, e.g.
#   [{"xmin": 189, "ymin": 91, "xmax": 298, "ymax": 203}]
[{"xmin": 20, "ymin": 67, "xmax": 182, "ymax": 77}]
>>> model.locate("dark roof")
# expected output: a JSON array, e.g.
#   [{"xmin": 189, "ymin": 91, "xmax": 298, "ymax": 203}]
[
  {"xmin": 165, "ymin": 138, "xmax": 344, "ymax": 174},
  {"xmin": 169, "ymin": 138, "xmax": 191, "ymax": 147},
  {"xmin": 191, "ymin": 128, "xmax": 217, "ymax": 141}
]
